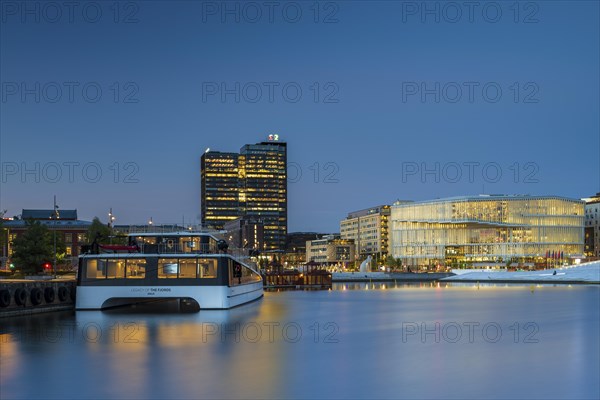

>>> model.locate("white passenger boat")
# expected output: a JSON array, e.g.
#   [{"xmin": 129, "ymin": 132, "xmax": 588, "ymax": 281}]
[{"xmin": 76, "ymin": 232, "xmax": 263, "ymax": 310}]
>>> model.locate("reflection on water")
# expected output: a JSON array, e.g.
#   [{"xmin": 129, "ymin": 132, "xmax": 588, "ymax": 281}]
[{"xmin": 1, "ymin": 285, "xmax": 599, "ymax": 399}]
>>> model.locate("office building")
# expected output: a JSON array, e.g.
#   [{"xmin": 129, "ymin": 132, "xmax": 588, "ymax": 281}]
[
  {"xmin": 305, "ymin": 235, "xmax": 355, "ymax": 268},
  {"xmin": 200, "ymin": 151, "xmax": 240, "ymax": 229},
  {"xmin": 340, "ymin": 205, "xmax": 392, "ymax": 261},
  {"xmin": 583, "ymin": 193, "xmax": 600, "ymax": 258},
  {"xmin": 239, "ymin": 141, "xmax": 287, "ymax": 251},
  {"xmin": 222, "ymin": 217, "xmax": 264, "ymax": 253},
  {"xmin": 200, "ymin": 137, "xmax": 287, "ymax": 250}
]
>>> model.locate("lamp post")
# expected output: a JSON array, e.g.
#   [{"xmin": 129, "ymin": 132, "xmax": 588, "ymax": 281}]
[
  {"xmin": 51, "ymin": 196, "xmax": 59, "ymax": 275},
  {"xmin": 108, "ymin": 208, "xmax": 115, "ymax": 244}
]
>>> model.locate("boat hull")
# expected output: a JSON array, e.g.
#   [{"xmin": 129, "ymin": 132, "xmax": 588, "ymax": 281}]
[{"xmin": 76, "ymin": 281, "xmax": 263, "ymax": 310}]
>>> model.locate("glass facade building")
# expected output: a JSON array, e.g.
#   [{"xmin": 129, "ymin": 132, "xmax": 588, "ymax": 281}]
[
  {"xmin": 200, "ymin": 152, "xmax": 240, "ymax": 229},
  {"xmin": 200, "ymin": 140, "xmax": 287, "ymax": 251},
  {"xmin": 239, "ymin": 142, "xmax": 287, "ymax": 251},
  {"xmin": 390, "ymin": 195, "xmax": 584, "ymax": 269}
]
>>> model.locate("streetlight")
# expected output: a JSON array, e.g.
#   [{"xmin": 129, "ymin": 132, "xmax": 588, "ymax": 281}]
[
  {"xmin": 108, "ymin": 208, "xmax": 115, "ymax": 244},
  {"xmin": 50, "ymin": 196, "xmax": 59, "ymax": 275},
  {"xmin": 108, "ymin": 208, "xmax": 115, "ymax": 227}
]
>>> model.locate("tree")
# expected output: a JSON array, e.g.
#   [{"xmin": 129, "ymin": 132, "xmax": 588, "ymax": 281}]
[
  {"xmin": 0, "ymin": 210, "xmax": 6, "ymax": 269},
  {"xmin": 11, "ymin": 220, "xmax": 66, "ymax": 274},
  {"xmin": 86, "ymin": 217, "xmax": 113, "ymax": 244},
  {"xmin": 384, "ymin": 255, "xmax": 403, "ymax": 271}
]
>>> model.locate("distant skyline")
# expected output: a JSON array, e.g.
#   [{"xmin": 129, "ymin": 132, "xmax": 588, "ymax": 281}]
[{"xmin": 1, "ymin": 1, "xmax": 599, "ymax": 232}]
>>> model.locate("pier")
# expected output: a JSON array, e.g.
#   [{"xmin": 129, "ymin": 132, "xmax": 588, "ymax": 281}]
[{"xmin": 0, "ymin": 278, "xmax": 76, "ymax": 318}]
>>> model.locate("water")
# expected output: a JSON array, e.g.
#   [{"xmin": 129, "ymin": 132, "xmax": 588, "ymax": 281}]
[{"xmin": 1, "ymin": 283, "xmax": 599, "ymax": 399}]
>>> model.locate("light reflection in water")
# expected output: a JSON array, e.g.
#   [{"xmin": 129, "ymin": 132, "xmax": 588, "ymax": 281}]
[{"xmin": 1, "ymin": 286, "xmax": 598, "ymax": 399}]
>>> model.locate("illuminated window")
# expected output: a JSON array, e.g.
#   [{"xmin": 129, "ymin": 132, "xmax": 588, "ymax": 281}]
[
  {"xmin": 158, "ymin": 258, "xmax": 178, "ymax": 278},
  {"xmin": 179, "ymin": 259, "xmax": 197, "ymax": 278},
  {"xmin": 126, "ymin": 259, "xmax": 146, "ymax": 279},
  {"xmin": 198, "ymin": 259, "xmax": 218, "ymax": 278},
  {"xmin": 106, "ymin": 259, "xmax": 126, "ymax": 279},
  {"xmin": 86, "ymin": 259, "xmax": 105, "ymax": 279}
]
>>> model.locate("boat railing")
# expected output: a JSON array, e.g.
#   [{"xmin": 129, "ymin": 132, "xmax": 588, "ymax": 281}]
[{"xmin": 93, "ymin": 242, "xmax": 257, "ymax": 270}]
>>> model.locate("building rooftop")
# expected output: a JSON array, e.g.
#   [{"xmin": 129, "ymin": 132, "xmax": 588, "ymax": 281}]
[
  {"xmin": 346, "ymin": 205, "xmax": 391, "ymax": 219},
  {"xmin": 392, "ymin": 194, "xmax": 584, "ymax": 206},
  {"xmin": 3, "ymin": 219, "xmax": 92, "ymax": 228},
  {"xmin": 582, "ymin": 193, "xmax": 600, "ymax": 204},
  {"xmin": 21, "ymin": 209, "xmax": 78, "ymax": 220}
]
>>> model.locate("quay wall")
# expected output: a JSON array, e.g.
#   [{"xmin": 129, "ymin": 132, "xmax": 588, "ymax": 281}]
[{"xmin": 0, "ymin": 279, "xmax": 76, "ymax": 318}]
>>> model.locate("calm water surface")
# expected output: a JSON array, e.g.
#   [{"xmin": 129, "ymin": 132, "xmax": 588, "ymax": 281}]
[{"xmin": 1, "ymin": 283, "xmax": 599, "ymax": 399}]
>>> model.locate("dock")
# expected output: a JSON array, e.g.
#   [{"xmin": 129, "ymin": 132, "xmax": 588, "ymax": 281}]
[{"xmin": 0, "ymin": 277, "xmax": 76, "ymax": 318}]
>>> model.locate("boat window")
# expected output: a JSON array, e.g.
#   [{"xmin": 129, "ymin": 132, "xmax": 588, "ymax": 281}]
[
  {"xmin": 106, "ymin": 259, "xmax": 126, "ymax": 279},
  {"xmin": 126, "ymin": 259, "xmax": 146, "ymax": 278},
  {"xmin": 229, "ymin": 261, "xmax": 262, "ymax": 286},
  {"xmin": 198, "ymin": 259, "xmax": 218, "ymax": 278},
  {"xmin": 85, "ymin": 259, "xmax": 105, "ymax": 279},
  {"xmin": 179, "ymin": 237, "xmax": 201, "ymax": 253},
  {"xmin": 179, "ymin": 259, "xmax": 197, "ymax": 278},
  {"xmin": 158, "ymin": 258, "xmax": 178, "ymax": 278}
]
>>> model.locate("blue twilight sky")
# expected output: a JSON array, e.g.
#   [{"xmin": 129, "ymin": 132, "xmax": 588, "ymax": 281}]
[{"xmin": 1, "ymin": 1, "xmax": 599, "ymax": 232}]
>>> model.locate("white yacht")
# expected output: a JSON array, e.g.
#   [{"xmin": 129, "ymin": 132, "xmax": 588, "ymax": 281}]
[{"xmin": 76, "ymin": 232, "xmax": 263, "ymax": 310}]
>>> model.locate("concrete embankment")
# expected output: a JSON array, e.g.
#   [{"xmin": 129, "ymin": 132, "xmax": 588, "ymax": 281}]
[
  {"xmin": 333, "ymin": 272, "xmax": 454, "ymax": 282},
  {"xmin": 0, "ymin": 278, "xmax": 76, "ymax": 318}
]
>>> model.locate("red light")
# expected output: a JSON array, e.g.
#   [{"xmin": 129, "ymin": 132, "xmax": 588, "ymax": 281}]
[{"xmin": 44, "ymin": 263, "xmax": 51, "ymax": 270}]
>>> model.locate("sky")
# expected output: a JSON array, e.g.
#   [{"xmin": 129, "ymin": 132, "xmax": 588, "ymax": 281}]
[{"xmin": 1, "ymin": 0, "xmax": 599, "ymax": 232}]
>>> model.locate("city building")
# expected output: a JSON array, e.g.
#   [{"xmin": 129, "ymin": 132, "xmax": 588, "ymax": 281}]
[
  {"xmin": 283, "ymin": 232, "xmax": 333, "ymax": 266},
  {"xmin": 222, "ymin": 217, "xmax": 264, "ymax": 253},
  {"xmin": 239, "ymin": 140, "xmax": 287, "ymax": 251},
  {"xmin": 305, "ymin": 235, "xmax": 355, "ymax": 269},
  {"xmin": 340, "ymin": 205, "xmax": 393, "ymax": 262},
  {"xmin": 200, "ymin": 136, "xmax": 287, "ymax": 251},
  {"xmin": 583, "ymin": 192, "xmax": 600, "ymax": 258},
  {"xmin": 200, "ymin": 151, "xmax": 240, "ymax": 229},
  {"xmin": 390, "ymin": 195, "xmax": 585, "ymax": 270},
  {"xmin": 1, "ymin": 209, "xmax": 92, "ymax": 269}
]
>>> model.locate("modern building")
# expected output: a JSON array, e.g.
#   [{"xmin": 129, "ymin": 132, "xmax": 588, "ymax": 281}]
[
  {"xmin": 200, "ymin": 151, "xmax": 240, "ymax": 229},
  {"xmin": 583, "ymin": 193, "xmax": 600, "ymax": 258},
  {"xmin": 200, "ymin": 137, "xmax": 287, "ymax": 251},
  {"xmin": 283, "ymin": 232, "xmax": 333, "ymax": 266},
  {"xmin": 305, "ymin": 235, "xmax": 355, "ymax": 269},
  {"xmin": 340, "ymin": 205, "xmax": 393, "ymax": 262},
  {"xmin": 222, "ymin": 217, "xmax": 264, "ymax": 253},
  {"xmin": 390, "ymin": 195, "xmax": 585, "ymax": 269},
  {"xmin": 1, "ymin": 209, "xmax": 92, "ymax": 269}
]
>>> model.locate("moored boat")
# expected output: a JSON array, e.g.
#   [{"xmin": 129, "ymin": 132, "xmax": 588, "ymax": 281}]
[{"xmin": 76, "ymin": 232, "xmax": 263, "ymax": 310}]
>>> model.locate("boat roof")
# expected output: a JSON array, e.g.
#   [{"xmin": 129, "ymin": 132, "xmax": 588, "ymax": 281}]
[
  {"xmin": 128, "ymin": 231, "xmax": 219, "ymax": 238},
  {"xmin": 79, "ymin": 253, "xmax": 231, "ymax": 259}
]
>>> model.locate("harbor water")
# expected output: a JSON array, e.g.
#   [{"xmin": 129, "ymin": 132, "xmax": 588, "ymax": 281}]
[{"xmin": 1, "ymin": 282, "xmax": 599, "ymax": 399}]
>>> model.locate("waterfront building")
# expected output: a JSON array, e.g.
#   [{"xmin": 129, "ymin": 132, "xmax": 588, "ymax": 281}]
[
  {"xmin": 583, "ymin": 193, "xmax": 600, "ymax": 258},
  {"xmin": 239, "ymin": 140, "xmax": 287, "ymax": 251},
  {"xmin": 200, "ymin": 151, "xmax": 240, "ymax": 230},
  {"xmin": 200, "ymin": 136, "xmax": 287, "ymax": 251},
  {"xmin": 305, "ymin": 235, "xmax": 355, "ymax": 269},
  {"xmin": 1, "ymin": 209, "xmax": 92, "ymax": 269},
  {"xmin": 340, "ymin": 205, "xmax": 393, "ymax": 262},
  {"xmin": 283, "ymin": 232, "xmax": 335, "ymax": 267},
  {"xmin": 390, "ymin": 195, "xmax": 585, "ymax": 269},
  {"xmin": 222, "ymin": 217, "xmax": 264, "ymax": 253}
]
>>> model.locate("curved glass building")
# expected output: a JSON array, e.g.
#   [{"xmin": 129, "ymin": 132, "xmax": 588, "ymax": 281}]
[{"xmin": 390, "ymin": 195, "xmax": 584, "ymax": 269}]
